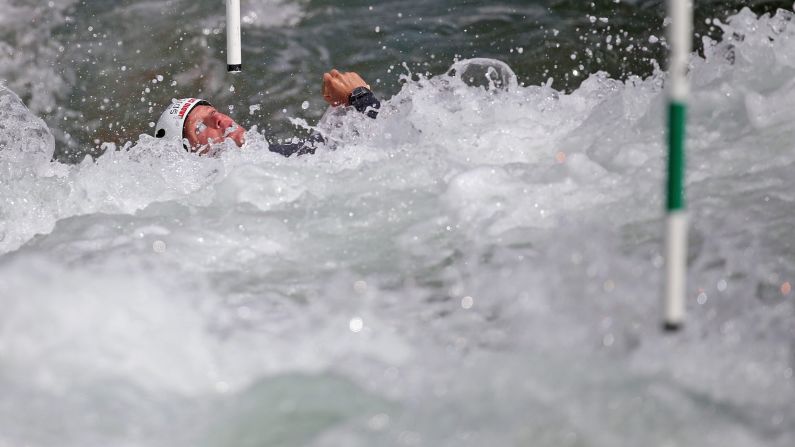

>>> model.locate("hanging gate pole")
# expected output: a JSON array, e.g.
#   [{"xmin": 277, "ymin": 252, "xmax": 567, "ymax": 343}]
[
  {"xmin": 663, "ymin": 0, "xmax": 692, "ymax": 331},
  {"xmin": 227, "ymin": 0, "xmax": 242, "ymax": 72}
]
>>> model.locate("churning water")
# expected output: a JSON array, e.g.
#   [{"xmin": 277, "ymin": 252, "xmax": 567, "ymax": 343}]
[{"xmin": 1, "ymin": 1, "xmax": 795, "ymax": 446}]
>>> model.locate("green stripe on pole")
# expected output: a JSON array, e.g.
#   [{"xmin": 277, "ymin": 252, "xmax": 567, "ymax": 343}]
[{"xmin": 667, "ymin": 101, "xmax": 686, "ymax": 211}]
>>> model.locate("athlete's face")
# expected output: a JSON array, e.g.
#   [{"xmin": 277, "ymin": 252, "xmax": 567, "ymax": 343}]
[{"xmin": 184, "ymin": 105, "xmax": 246, "ymax": 152}]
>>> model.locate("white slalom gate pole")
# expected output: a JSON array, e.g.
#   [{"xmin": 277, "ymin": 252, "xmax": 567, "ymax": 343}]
[
  {"xmin": 226, "ymin": 0, "xmax": 242, "ymax": 72},
  {"xmin": 663, "ymin": 0, "xmax": 692, "ymax": 331}
]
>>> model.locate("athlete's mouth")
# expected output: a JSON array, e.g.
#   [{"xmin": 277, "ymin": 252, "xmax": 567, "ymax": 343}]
[{"xmin": 224, "ymin": 124, "xmax": 240, "ymax": 137}]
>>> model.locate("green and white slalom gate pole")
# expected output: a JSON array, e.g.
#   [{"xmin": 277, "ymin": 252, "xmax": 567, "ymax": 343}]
[
  {"xmin": 227, "ymin": 0, "xmax": 242, "ymax": 72},
  {"xmin": 663, "ymin": 0, "xmax": 692, "ymax": 331}
]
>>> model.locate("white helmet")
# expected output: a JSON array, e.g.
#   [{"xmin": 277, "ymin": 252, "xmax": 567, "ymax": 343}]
[{"xmin": 154, "ymin": 98, "xmax": 211, "ymax": 147}]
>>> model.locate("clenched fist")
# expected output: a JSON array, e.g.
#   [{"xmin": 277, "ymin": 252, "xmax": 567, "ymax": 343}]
[{"xmin": 322, "ymin": 69, "xmax": 371, "ymax": 107}]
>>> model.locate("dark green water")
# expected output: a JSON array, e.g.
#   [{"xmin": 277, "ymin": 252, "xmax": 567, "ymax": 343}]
[{"xmin": 5, "ymin": 0, "xmax": 793, "ymax": 160}]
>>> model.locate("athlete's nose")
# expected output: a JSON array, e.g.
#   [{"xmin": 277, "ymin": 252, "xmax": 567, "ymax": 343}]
[{"xmin": 214, "ymin": 113, "xmax": 233, "ymax": 129}]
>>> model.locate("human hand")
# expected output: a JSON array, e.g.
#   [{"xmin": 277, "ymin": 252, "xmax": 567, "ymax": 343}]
[{"xmin": 322, "ymin": 69, "xmax": 370, "ymax": 106}]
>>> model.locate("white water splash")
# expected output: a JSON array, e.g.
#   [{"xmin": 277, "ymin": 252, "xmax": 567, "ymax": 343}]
[{"xmin": 1, "ymin": 7, "xmax": 794, "ymax": 447}]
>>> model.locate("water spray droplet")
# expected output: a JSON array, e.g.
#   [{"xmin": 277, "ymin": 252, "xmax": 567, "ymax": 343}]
[{"xmin": 349, "ymin": 317, "xmax": 364, "ymax": 333}]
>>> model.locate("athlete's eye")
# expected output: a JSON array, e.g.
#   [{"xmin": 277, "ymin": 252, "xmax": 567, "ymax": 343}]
[{"xmin": 194, "ymin": 121, "xmax": 208, "ymax": 136}]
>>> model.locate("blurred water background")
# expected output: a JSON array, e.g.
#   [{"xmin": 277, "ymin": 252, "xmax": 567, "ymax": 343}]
[{"xmin": 1, "ymin": 1, "xmax": 795, "ymax": 446}]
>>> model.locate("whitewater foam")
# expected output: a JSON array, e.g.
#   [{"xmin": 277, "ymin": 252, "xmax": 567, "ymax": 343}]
[{"xmin": 1, "ymin": 6, "xmax": 795, "ymax": 447}]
